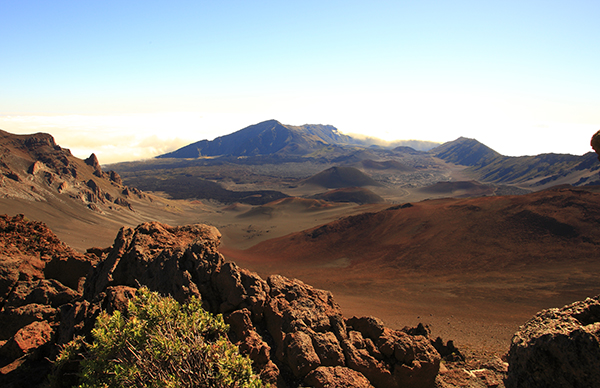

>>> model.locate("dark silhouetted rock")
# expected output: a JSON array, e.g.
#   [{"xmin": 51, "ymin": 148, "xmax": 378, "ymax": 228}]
[
  {"xmin": 592, "ymin": 130, "xmax": 600, "ymax": 160},
  {"xmin": 506, "ymin": 295, "xmax": 600, "ymax": 388}
]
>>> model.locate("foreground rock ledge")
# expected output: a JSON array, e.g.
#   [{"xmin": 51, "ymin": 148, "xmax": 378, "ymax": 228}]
[
  {"xmin": 57, "ymin": 221, "xmax": 441, "ymax": 388},
  {"xmin": 506, "ymin": 295, "xmax": 600, "ymax": 388}
]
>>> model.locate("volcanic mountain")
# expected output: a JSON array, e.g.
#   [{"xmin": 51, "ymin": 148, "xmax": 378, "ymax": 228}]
[
  {"xmin": 158, "ymin": 119, "xmax": 363, "ymax": 158},
  {"xmin": 431, "ymin": 137, "xmax": 600, "ymax": 188}
]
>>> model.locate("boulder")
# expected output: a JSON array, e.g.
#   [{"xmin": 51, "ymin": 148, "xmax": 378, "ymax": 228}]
[
  {"xmin": 506, "ymin": 295, "xmax": 600, "ymax": 387},
  {"xmin": 0, "ymin": 321, "xmax": 53, "ymax": 361},
  {"xmin": 304, "ymin": 366, "xmax": 374, "ymax": 388}
]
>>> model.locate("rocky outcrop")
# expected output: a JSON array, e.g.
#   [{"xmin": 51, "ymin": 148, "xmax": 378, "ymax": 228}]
[
  {"xmin": 506, "ymin": 295, "xmax": 600, "ymax": 387},
  {"xmin": 0, "ymin": 215, "xmax": 444, "ymax": 387},
  {"xmin": 0, "ymin": 215, "xmax": 97, "ymax": 386},
  {"xmin": 84, "ymin": 153, "xmax": 103, "ymax": 177},
  {"xmin": 0, "ymin": 129, "xmax": 148, "ymax": 212},
  {"xmin": 54, "ymin": 221, "xmax": 441, "ymax": 388}
]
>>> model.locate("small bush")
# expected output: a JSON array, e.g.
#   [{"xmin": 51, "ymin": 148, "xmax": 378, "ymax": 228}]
[{"xmin": 53, "ymin": 288, "xmax": 266, "ymax": 388}]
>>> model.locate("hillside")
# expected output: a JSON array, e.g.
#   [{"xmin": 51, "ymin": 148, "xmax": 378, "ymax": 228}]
[
  {"xmin": 0, "ymin": 129, "xmax": 141, "ymax": 214},
  {"xmin": 430, "ymin": 137, "xmax": 502, "ymax": 166},
  {"xmin": 158, "ymin": 119, "xmax": 362, "ymax": 158},
  {"xmin": 223, "ymin": 186, "xmax": 600, "ymax": 358},
  {"xmin": 302, "ymin": 166, "xmax": 384, "ymax": 188},
  {"xmin": 310, "ymin": 187, "xmax": 385, "ymax": 204},
  {"xmin": 239, "ymin": 186, "xmax": 600, "ymax": 271},
  {"xmin": 431, "ymin": 137, "xmax": 600, "ymax": 188}
]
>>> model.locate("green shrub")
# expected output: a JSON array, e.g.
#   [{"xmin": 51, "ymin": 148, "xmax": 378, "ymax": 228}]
[{"xmin": 52, "ymin": 288, "xmax": 267, "ymax": 388}]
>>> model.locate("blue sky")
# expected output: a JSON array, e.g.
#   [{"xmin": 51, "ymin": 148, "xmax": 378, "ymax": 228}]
[{"xmin": 1, "ymin": 1, "xmax": 599, "ymax": 163}]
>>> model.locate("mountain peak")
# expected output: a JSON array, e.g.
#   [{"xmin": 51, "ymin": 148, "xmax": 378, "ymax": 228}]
[
  {"xmin": 157, "ymin": 120, "xmax": 361, "ymax": 159},
  {"xmin": 430, "ymin": 137, "xmax": 501, "ymax": 166}
]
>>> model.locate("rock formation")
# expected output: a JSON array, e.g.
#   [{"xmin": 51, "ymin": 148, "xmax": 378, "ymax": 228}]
[
  {"xmin": 506, "ymin": 295, "xmax": 600, "ymax": 387},
  {"xmin": 0, "ymin": 215, "xmax": 443, "ymax": 387},
  {"xmin": 62, "ymin": 220, "xmax": 442, "ymax": 388},
  {"xmin": 0, "ymin": 214, "xmax": 98, "ymax": 386},
  {"xmin": 0, "ymin": 129, "xmax": 145, "ymax": 213}
]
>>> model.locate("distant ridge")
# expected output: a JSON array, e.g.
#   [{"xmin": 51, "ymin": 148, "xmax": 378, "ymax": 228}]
[
  {"xmin": 430, "ymin": 137, "xmax": 501, "ymax": 166},
  {"xmin": 158, "ymin": 119, "xmax": 362, "ymax": 158},
  {"xmin": 430, "ymin": 137, "xmax": 600, "ymax": 187}
]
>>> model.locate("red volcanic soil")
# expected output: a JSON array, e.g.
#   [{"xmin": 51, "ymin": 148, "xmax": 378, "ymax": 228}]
[{"xmin": 222, "ymin": 186, "xmax": 600, "ymax": 358}]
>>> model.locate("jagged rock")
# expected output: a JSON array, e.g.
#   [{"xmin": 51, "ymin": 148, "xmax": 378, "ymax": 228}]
[
  {"xmin": 285, "ymin": 330, "xmax": 321, "ymax": 378},
  {"xmin": 86, "ymin": 179, "xmax": 101, "ymax": 197},
  {"xmin": 431, "ymin": 336, "xmax": 464, "ymax": 362},
  {"xmin": 57, "ymin": 181, "xmax": 68, "ymax": 193},
  {"xmin": 113, "ymin": 196, "xmax": 132, "ymax": 209},
  {"xmin": 84, "ymin": 153, "xmax": 102, "ymax": 177},
  {"xmin": 44, "ymin": 254, "xmax": 97, "ymax": 291},
  {"xmin": 4, "ymin": 171, "xmax": 21, "ymax": 182},
  {"xmin": 5, "ymin": 279, "xmax": 79, "ymax": 309},
  {"xmin": 0, "ymin": 215, "xmax": 88, "ymax": 385},
  {"xmin": 226, "ymin": 309, "xmax": 271, "ymax": 367},
  {"xmin": 83, "ymin": 222, "xmax": 223, "ymax": 304},
  {"xmin": 1, "ymin": 219, "xmax": 440, "ymax": 388},
  {"xmin": 0, "ymin": 304, "xmax": 56, "ymax": 340},
  {"xmin": 109, "ymin": 170, "xmax": 122, "ymax": 185},
  {"xmin": 0, "ymin": 321, "xmax": 53, "ymax": 361},
  {"xmin": 304, "ymin": 366, "xmax": 374, "ymax": 388},
  {"xmin": 312, "ymin": 331, "xmax": 345, "ymax": 366},
  {"xmin": 348, "ymin": 316, "xmax": 385, "ymax": 340},
  {"xmin": 506, "ymin": 295, "xmax": 600, "ymax": 388}
]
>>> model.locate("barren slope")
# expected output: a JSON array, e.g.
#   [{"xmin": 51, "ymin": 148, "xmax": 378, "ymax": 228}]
[{"xmin": 222, "ymin": 186, "xmax": 600, "ymax": 357}]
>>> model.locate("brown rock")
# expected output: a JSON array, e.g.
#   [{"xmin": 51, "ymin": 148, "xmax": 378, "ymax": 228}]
[
  {"xmin": 0, "ymin": 321, "xmax": 52, "ymax": 361},
  {"xmin": 312, "ymin": 331, "xmax": 345, "ymax": 366},
  {"xmin": 304, "ymin": 366, "xmax": 375, "ymax": 388},
  {"xmin": 83, "ymin": 222, "xmax": 223, "ymax": 305},
  {"xmin": 109, "ymin": 170, "xmax": 122, "ymax": 185},
  {"xmin": 0, "ymin": 304, "xmax": 56, "ymax": 340},
  {"xmin": 6, "ymin": 279, "xmax": 79, "ymax": 309},
  {"xmin": 43, "ymin": 220, "xmax": 443, "ymax": 388},
  {"xmin": 44, "ymin": 254, "xmax": 97, "ymax": 291},
  {"xmin": 506, "ymin": 295, "xmax": 600, "ymax": 388},
  {"xmin": 375, "ymin": 328, "xmax": 440, "ymax": 388},
  {"xmin": 348, "ymin": 316, "xmax": 385, "ymax": 340},
  {"xmin": 84, "ymin": 153, "xmax": 102, "ymax": 176},
  {"xmin": 226, "ymin": 309, "xmax": 271, "ymax": 367},
  {"xmin": 343, "ymin": 337, "xmax": 397, "ymax": 388},
  {"xmin": 101, "ymin": 286, "xmax": 137, "ymax": 314},
  {"xmin": 285, "ymin": 331, "xmax": 321, "ymax": 378}
]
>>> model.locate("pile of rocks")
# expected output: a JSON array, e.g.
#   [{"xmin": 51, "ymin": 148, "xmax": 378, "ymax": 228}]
[{"xmin": 0, "ymin": 217, "xmax": 443, "ymax": 387}]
